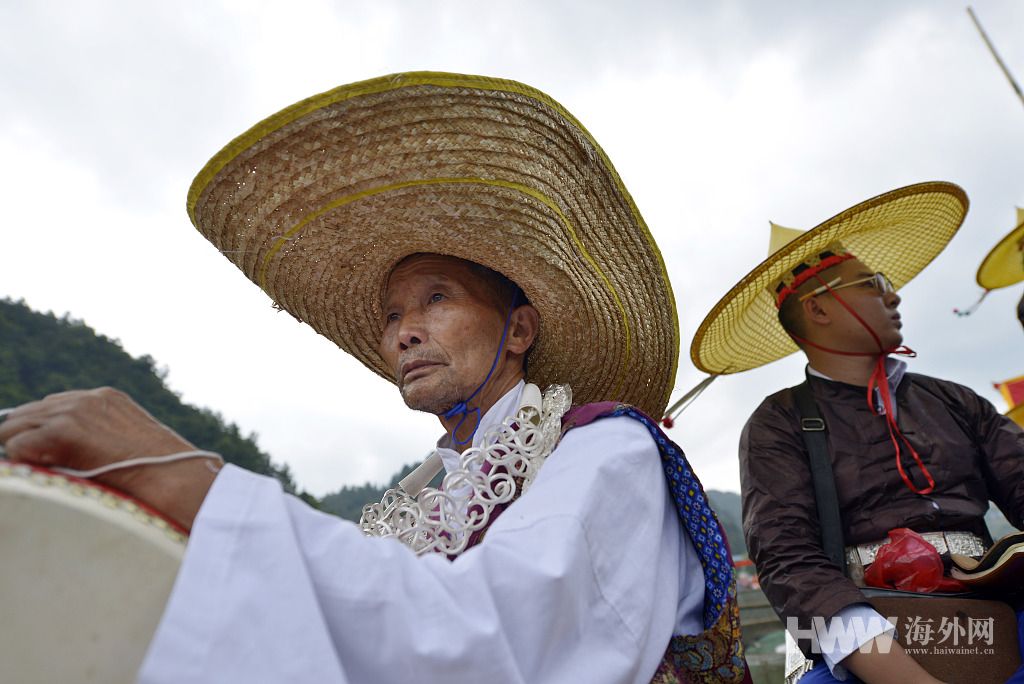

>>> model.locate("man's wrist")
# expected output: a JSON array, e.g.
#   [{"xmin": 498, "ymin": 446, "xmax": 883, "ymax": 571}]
[{"xmin": 100, "ymin": 455, "xmax": 220, "ymax": 532}]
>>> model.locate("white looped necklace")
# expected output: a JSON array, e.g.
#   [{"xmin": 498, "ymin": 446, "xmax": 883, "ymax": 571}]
[{"xmin": 359, "ymin": 384, "xmax": 572, "ymax": 557}]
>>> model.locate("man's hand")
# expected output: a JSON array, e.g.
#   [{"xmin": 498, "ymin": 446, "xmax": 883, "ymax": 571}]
[{"xmin": 0, "ymin": 387, "xmax": 218, "ymax": 531}]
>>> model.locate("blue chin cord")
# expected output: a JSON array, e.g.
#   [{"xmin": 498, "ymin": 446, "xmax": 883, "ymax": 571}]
[{"xmin": 441, "ymin": 292, "xmax": 520, "ymax": 448}]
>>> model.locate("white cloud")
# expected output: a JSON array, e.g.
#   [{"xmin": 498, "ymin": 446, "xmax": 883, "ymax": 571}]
[{"xmin": 2, "ymin": 0, "xmax": 1022, "ymax": 497}]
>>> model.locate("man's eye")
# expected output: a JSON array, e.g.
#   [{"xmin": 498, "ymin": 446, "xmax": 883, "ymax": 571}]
[
  {"xmin": 429, "ymin": 292, "xmax": 445, "ymax": 303},
  {"xmin": 385, "ymin": 312, "xmax": 400, "ymax": 324}
]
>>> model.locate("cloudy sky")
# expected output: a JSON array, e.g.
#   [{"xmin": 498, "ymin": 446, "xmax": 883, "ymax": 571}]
[{"xmin": 1, "ymin": 1, "xmax": 1022, "ymax": 497}]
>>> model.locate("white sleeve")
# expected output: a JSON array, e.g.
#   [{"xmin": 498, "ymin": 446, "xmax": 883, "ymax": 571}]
[
  {"xmin": 138, "ymin": 416, "xmax": 703, "ymax": 684},
  {"xmin": 819, "ymin": 604, "xmax": 897, "ymax": 680}
]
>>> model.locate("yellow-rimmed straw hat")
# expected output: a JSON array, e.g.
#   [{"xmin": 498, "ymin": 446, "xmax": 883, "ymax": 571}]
[
  {"xmin": 953, "ymin": 208, "xmax": 1023, "ymax": 317},
  {"xmin": 690, "ymin": 182, "xmax": 968, "ymax": 375},
  {"xmin": 977, "ymin": 208, "xmax": 1024, "ymax": 290},
  {"xmin": 187, "ymin": 72, "xmax": 678, "ymax": 417}
]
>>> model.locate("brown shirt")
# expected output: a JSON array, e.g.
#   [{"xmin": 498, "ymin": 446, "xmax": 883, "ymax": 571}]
[{"xmin": 740, "ymin": 371, "xmax": 1024, "ymax": 632}]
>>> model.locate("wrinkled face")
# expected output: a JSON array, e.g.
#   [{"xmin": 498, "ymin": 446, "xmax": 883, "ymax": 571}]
[
  {"xmin": 811, "ymin": 258, "xmax": 904, "ymax": 351},
  {"xmin": 378, "ymin": 254, "xmax": 510, "ymax": 414}
]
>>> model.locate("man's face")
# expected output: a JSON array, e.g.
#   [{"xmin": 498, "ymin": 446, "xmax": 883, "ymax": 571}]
[
  {"xmin": 378, "ymin": 254, "xmax": 510, "ymax": 414},
  {"xmin": 808, "ymin": 257, "xmax": 904, "ymax": 351}
]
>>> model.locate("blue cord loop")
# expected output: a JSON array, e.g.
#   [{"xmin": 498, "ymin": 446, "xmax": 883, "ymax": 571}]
[{"xmin": 442, "ymin": 291, "xmax": 521, "ymax": 447}]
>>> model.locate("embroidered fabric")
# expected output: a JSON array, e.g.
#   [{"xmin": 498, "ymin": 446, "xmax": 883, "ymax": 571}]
[{"xmin": 359, "ymin": 384, "xmax": 572, "ymax": 556}]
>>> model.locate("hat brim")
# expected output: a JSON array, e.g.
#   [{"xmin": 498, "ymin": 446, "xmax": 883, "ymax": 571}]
[
  {"xmin": 187, "ymin": 72, "xmax": 678, "ymax": 417},
  {"xmin": 977, "ymin": 219, "xmax": 1024, "ymax": 290},
  {"xmin": 690, "ymin": 182, "xmax": 968, "ymax": 375}
]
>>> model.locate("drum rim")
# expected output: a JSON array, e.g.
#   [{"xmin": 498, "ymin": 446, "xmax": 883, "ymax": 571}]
[{"xmin": 0, "ymin": 459, "xmax": 189, "ymax": 541}]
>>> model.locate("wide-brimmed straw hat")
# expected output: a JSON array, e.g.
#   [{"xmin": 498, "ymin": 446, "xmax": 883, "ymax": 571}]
[
  {"xmin": 187, "ymin": 72, "xmax": 678, "ymax": 417},
  {"xmin": 690, "ymin": 182, "xmax": 968, "ymax": 375},
  {"xmin": 977, "ymin": 208, "xmax": 1024, "ymax": 290}
]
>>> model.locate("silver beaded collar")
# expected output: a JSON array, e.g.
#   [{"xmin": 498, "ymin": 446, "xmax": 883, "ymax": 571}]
[{"xmin": 359, "ymin": 384, "xmax": 572, "ymax": 557}]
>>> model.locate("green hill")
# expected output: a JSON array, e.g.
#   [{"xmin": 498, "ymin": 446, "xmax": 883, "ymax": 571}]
[
  {"xmin": 0, "ymin": 297, "xmax": 315, "ymax": 504},
  {"xmin": 707, "ymin": 490, "xmax": 747, "ymax": 556},
  {"xmin": 318, "ymin": 462, "xmax": 438, "ymax": 522}
]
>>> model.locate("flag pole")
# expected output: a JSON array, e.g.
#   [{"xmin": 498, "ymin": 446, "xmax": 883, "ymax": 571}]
[{"xmin": 967, "ymin": 6, "xmax": 1024, "ymax": 110}]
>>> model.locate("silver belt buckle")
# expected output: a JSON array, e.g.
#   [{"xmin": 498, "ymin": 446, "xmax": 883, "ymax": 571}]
[
  {"xmin": 846, "ymin": 530, "xmax": 987, "ymax": 568},
  {"xmin": 943, "ymin": 530, "xmax": 988, "ymax": 558},
  {"xmin": 920, "ymin": 531, "xmax": 950, "ymax": 555},
  {"xmin": 854, "ymin": 540, "xmax": 887, "ymax": 567}
]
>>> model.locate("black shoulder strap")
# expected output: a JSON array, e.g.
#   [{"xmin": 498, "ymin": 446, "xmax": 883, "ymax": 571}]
[{"xmin": 791, "ymin": 381, "xmax": 848, "ymax": 575}]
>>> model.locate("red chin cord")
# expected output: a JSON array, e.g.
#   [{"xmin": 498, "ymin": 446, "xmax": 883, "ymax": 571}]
[{"xmin": 787, "ymin": 277, "xmax": 936, "ymax": 496}]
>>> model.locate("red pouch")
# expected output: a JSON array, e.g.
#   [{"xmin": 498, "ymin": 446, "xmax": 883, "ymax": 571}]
[{"xmin": 863, "ymin": 528, "xmax": 966, "ymax": 593}]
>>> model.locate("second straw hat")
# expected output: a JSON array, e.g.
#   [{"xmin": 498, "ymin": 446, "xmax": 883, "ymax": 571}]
[{"xmin": 691, "ymin": 182, "xmax": 968, "ymax": 375}]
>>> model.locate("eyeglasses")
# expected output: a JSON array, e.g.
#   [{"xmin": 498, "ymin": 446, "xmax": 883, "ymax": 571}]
[{"xmin": 798, "ymin": 272, "xmax": 895, "ymax": 302}]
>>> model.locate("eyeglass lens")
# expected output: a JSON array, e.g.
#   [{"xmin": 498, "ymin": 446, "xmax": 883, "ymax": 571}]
[{"xmin": 875, "ymin": 272, "xmax": 894, "ymax": 294}]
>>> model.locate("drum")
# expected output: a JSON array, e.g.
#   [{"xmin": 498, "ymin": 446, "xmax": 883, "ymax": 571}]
[{"xmin": 0, "ymin": 460, "xmax": 185, "ymax": 683}]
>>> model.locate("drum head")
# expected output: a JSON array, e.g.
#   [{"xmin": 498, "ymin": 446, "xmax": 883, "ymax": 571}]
[{"xmin": 0, "ymin": 461, "xmax": 185, "ymax": 683}]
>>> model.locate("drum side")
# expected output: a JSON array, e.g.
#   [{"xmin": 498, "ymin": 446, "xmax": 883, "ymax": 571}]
[{"xmin": 0, "ymin": 464, "xmax": 185, "ymax": 683}]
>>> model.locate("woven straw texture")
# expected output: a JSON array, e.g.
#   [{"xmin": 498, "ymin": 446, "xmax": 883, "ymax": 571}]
[
  {"xmin": 977, "ymin": 208, "xmax": 1024, "ymax": 290},
  {"xmin": 690, "ymin": 182, "xmax": 968, "ymax": 375},
  {"xmin": 187, "ymin": 72, "xmax": 678, "ymax": 417}
]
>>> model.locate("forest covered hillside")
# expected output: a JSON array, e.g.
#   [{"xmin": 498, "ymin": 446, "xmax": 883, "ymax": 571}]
[{"xmin": 0, "ymin": 297, "xmax": 317, "ymax": 504}]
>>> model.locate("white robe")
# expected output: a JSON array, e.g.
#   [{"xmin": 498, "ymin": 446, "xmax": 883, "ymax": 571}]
[{"xmin": 140, "ymin": 383, "xmax": 706, "ymax": 683}]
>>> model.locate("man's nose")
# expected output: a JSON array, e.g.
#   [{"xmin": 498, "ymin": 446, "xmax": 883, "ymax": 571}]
[
  {"xmin": 885, "ymin": 290, "xmax": 901, "ymax": 308},
  {"xmin": 397, "ymin": 310, "xmax": 426, "ymax": 350}
]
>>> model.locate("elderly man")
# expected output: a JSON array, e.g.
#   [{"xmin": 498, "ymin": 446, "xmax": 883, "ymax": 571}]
[
  {"xmin": 0, "ymin": 73, "xmax": 747, "ymax": 683},
  {"xmin": 691, "ymin": 184, "xmax": 1024, "ymax": 683}
]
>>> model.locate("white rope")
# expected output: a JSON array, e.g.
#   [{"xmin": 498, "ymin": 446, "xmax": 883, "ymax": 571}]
[
  {"xmin": 51, "ymin": 450, "xmax": 224, "ymax": 478},
  {"xmin": 0, "ymin": 408, "xmax": 223, "ymax": 477}
]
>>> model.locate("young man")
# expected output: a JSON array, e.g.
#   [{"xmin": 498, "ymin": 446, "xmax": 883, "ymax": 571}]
[
  {"xmin": 0, "ymin": 73, "xmax": 747, "ymax": 683},
  {"xmin": 691, "ymin": 184, "xmax": 1024, "ymax": 683}
]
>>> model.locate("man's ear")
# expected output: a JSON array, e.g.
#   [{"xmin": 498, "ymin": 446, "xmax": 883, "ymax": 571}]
[
  {"xmin": 801, "ymin": 296, "xmax": 831, "ymax": 327},
  {"xmin": 506, "ymin": 304, "xmax": 540, "ymax": 355}
]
